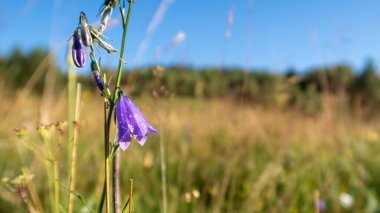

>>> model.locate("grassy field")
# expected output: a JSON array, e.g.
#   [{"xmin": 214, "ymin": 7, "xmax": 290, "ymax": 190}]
[{"xmin": 1, "ymin": 86, "xmax": 380, "ymax": 212}]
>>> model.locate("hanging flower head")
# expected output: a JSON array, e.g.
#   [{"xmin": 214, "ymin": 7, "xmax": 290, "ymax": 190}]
[
  {"xmin": 116, "ymin": 95, "xmax": 158, "ymax": 150},
  {"xmin": 72, "ymin": 29, "xmax": 86, "ymax": 68}
]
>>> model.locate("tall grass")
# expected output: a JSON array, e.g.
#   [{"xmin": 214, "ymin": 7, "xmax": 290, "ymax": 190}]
[{"xmin": 2, "ymin": 88, "xmax": 380, "ymax": 211}]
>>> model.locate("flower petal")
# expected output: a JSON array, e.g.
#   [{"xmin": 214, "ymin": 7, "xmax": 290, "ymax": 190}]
[
  {"xmin": 136, "ymin": 134, "xmax": 147, "ymax": 146},
  {"xmin": 116, "ymin": 98, "xmax": 133, "ymax": 150},
  {"xmin": 118, "ymin": 128, "xmax": 132, "ymax": 150},
  {"xmin": 72, "ymin": 48, "xmax": 86, "ymax": 68},
  {"xmin": 148, "ymin": 124, "xmax": 159, "ymax": 134},
  {"xmin": 122, "ymin": 97, "xmax": 149, "ymax": 136},
  {"xmin": 119, "ymin": 140, "xmax": 131, "ymax": 150}
]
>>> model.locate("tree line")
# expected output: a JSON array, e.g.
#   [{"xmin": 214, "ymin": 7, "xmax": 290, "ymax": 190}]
[{"xmin": 1, "ymin": 48, "xmax": 379, "ymax": 116}]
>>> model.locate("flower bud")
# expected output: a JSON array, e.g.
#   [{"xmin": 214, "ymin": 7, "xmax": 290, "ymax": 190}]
[
  {"xmin": 92, "ymin": 61, "xmax": 104, "ymax": 92},
  {"xmin": 91, "ymin": 61, "xmax": 109, "ymax": 96},
  {"xmin": 80, "ymin": 12, "xmax": 93, "ymax": 46},
  {"xmin": 72, "ymin": 29, "xmax": 86, "ymax": 68},
  {"xmin": 98, "ymin": 7, "xmax": 112, "ymax": 34},
  {"xmin": 14, "ymin": 127, "xmax": 28, "ymax": 138}
]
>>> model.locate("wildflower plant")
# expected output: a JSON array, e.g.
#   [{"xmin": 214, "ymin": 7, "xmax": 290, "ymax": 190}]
[
  {"xmin": 2, "ymin": 174, "xmax": 37, "ymax": 213},
  {"xmin": 11, "ymin": 122, "xmax": 68, "ymax": 213},
  {"xmin": 70, "ymin": 0, "xmax": 158, "ymax": 212}
]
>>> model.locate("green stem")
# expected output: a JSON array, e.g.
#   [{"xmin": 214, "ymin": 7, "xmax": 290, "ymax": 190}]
[
  {"xmin": 68, "ymin": 83, "xmax": 82, "ymax": 213},
  {"xmin": 113, "ymin": 152, "xmax": 121, "ymax": 213},
  {"xmin": 97, "ymin": 145, "xmax": 119, "ymax": 213},
  {"xmin": 67, "ymin": 62, "xmax": 76, "ymax": 173},
  {"xmin": 97, "ymin": 2, "xmax": 134, "ymax": 212},
  {"xmin": 21, "ymin": 195, "xmax": 38, "ymax": 213},
  {"xmin": 129, "ymin": 179, "xmax": 133, "ymax": 213},
  {"xmin": 53, "ymin": 160, "xmax": 60, "ymax": 213},
  {"xmin": 106, "ymin": 156, "xmax": 112, "ymax": 213},
  {"xmin": 42, "ymin": 137, "xmax": 54, "ymax": 212},
  {"xmin": 104, "ymin": 102, "xmax": 111, "ymax": 213},
  {"xmin": 110, "ymin": 4, "xmax": 133, "ymax": 212},
  {"xmin": 159, "ymin": 126, "xmax": 168, "ymax": 213},
  {"xmin": 113, "ymin": 2, "xmax": 133, "ymax": 99},
  {"xmin": 97, "ymin": 180, "xmax": 106, "ymax": 213}
]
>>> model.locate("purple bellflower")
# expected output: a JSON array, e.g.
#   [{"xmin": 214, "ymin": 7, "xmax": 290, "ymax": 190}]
[
  {"xmin": 116, "ymin": 96, "xmax": 158, "ymax": 150},
  {"xmin": 72, "ymin": 29, "xmax": 86, "ymax": 68}
]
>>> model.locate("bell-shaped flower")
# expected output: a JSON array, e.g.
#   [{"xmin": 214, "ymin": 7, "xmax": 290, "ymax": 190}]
[
  {"xmin": 72, "ymin": 29, "xmax": 86, "ymax": 68},
  {"xmin": 116, "ymin": 96, "xmax": 158, "ymax": 150}
]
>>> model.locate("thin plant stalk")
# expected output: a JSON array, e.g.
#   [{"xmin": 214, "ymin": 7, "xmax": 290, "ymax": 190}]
[
  {"xmin": 22, "ymin": 168, "xmax": 44, "ymax": 213},
  {"xmin": 129, "ymin": 179, "xmax": 133, "ymax": 213},
  {"xmin": 105, "ymin": 102, "xmax": 111, "ymax": 213},
  {"xmin": 20, "ymin": 192, "xmax": 37, "ymax": 213},
  {"xmin": 53, "ymin": 160, "xmax": 60, "ymax": 213},
  {"xmin": 114, "ymin": 3, "xmax": 133, "ymax": 97},
  {"xmin": 67, "ymin": 40, "xmax": 77, "ymax": 167},
  {"xmin": 67, "ymin": 41, "xmax": 77, "ymax": 212},
  {"xmin": 106, "ymin": 157, "xmax": 113, "ymax": 213},
  {"xmin": 97, "ymin": 180, "xmax": 106, "ymax": 213},
  {"xmin": 97, "ymin": 145, "xmax": 119, "ymax": 213},
  {"xmin": 68, "ymin": 83, "xmax": 82, "ymax": 213},
  {"xmin": 159, "ymin": 126, "xmax": 168, "ymax": 213},
  {"xmin": 42, "ymin": 137, "xmax": 54, "ymax": 212},
  {"xmin": 113, "ymin": 151, "xmax": 121, "ymax": 213}
]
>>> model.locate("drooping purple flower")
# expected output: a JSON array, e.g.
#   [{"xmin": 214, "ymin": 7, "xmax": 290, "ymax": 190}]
[
  {"xmin": 72, "ymin": 29, "xmax": 86, "ymax": 68},
  {"xmin": 116, "ymin": 96, "xmax": 158, "ymax": 150}
]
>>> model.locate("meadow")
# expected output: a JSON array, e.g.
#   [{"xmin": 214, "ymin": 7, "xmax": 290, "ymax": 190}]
[{"xmin": 1, "ymin": 76, "xmax": 380, "ymax": 212}]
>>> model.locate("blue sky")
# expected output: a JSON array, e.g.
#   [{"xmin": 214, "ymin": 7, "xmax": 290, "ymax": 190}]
[{"xmin": 1, "ymin": 0, "xmax": 380, "ymax": 73}]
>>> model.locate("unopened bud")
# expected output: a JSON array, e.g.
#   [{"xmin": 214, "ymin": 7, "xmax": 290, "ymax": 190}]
[
  {"xmin": 72, "ymin": 29, "xmax": 86, "ymax": 68},
  {"xmin": 98, "ymin": 7, "xmax": 112, "ymax": 34},
  {"xmin": 80, "ymin": 12, "xmax": 93, "ymax": 46}
]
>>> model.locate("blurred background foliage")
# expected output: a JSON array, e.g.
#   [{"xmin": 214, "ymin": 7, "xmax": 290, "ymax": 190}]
[{"xmin": 2, "ymin": 47, "xmax": 380, "ymax": 118}]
